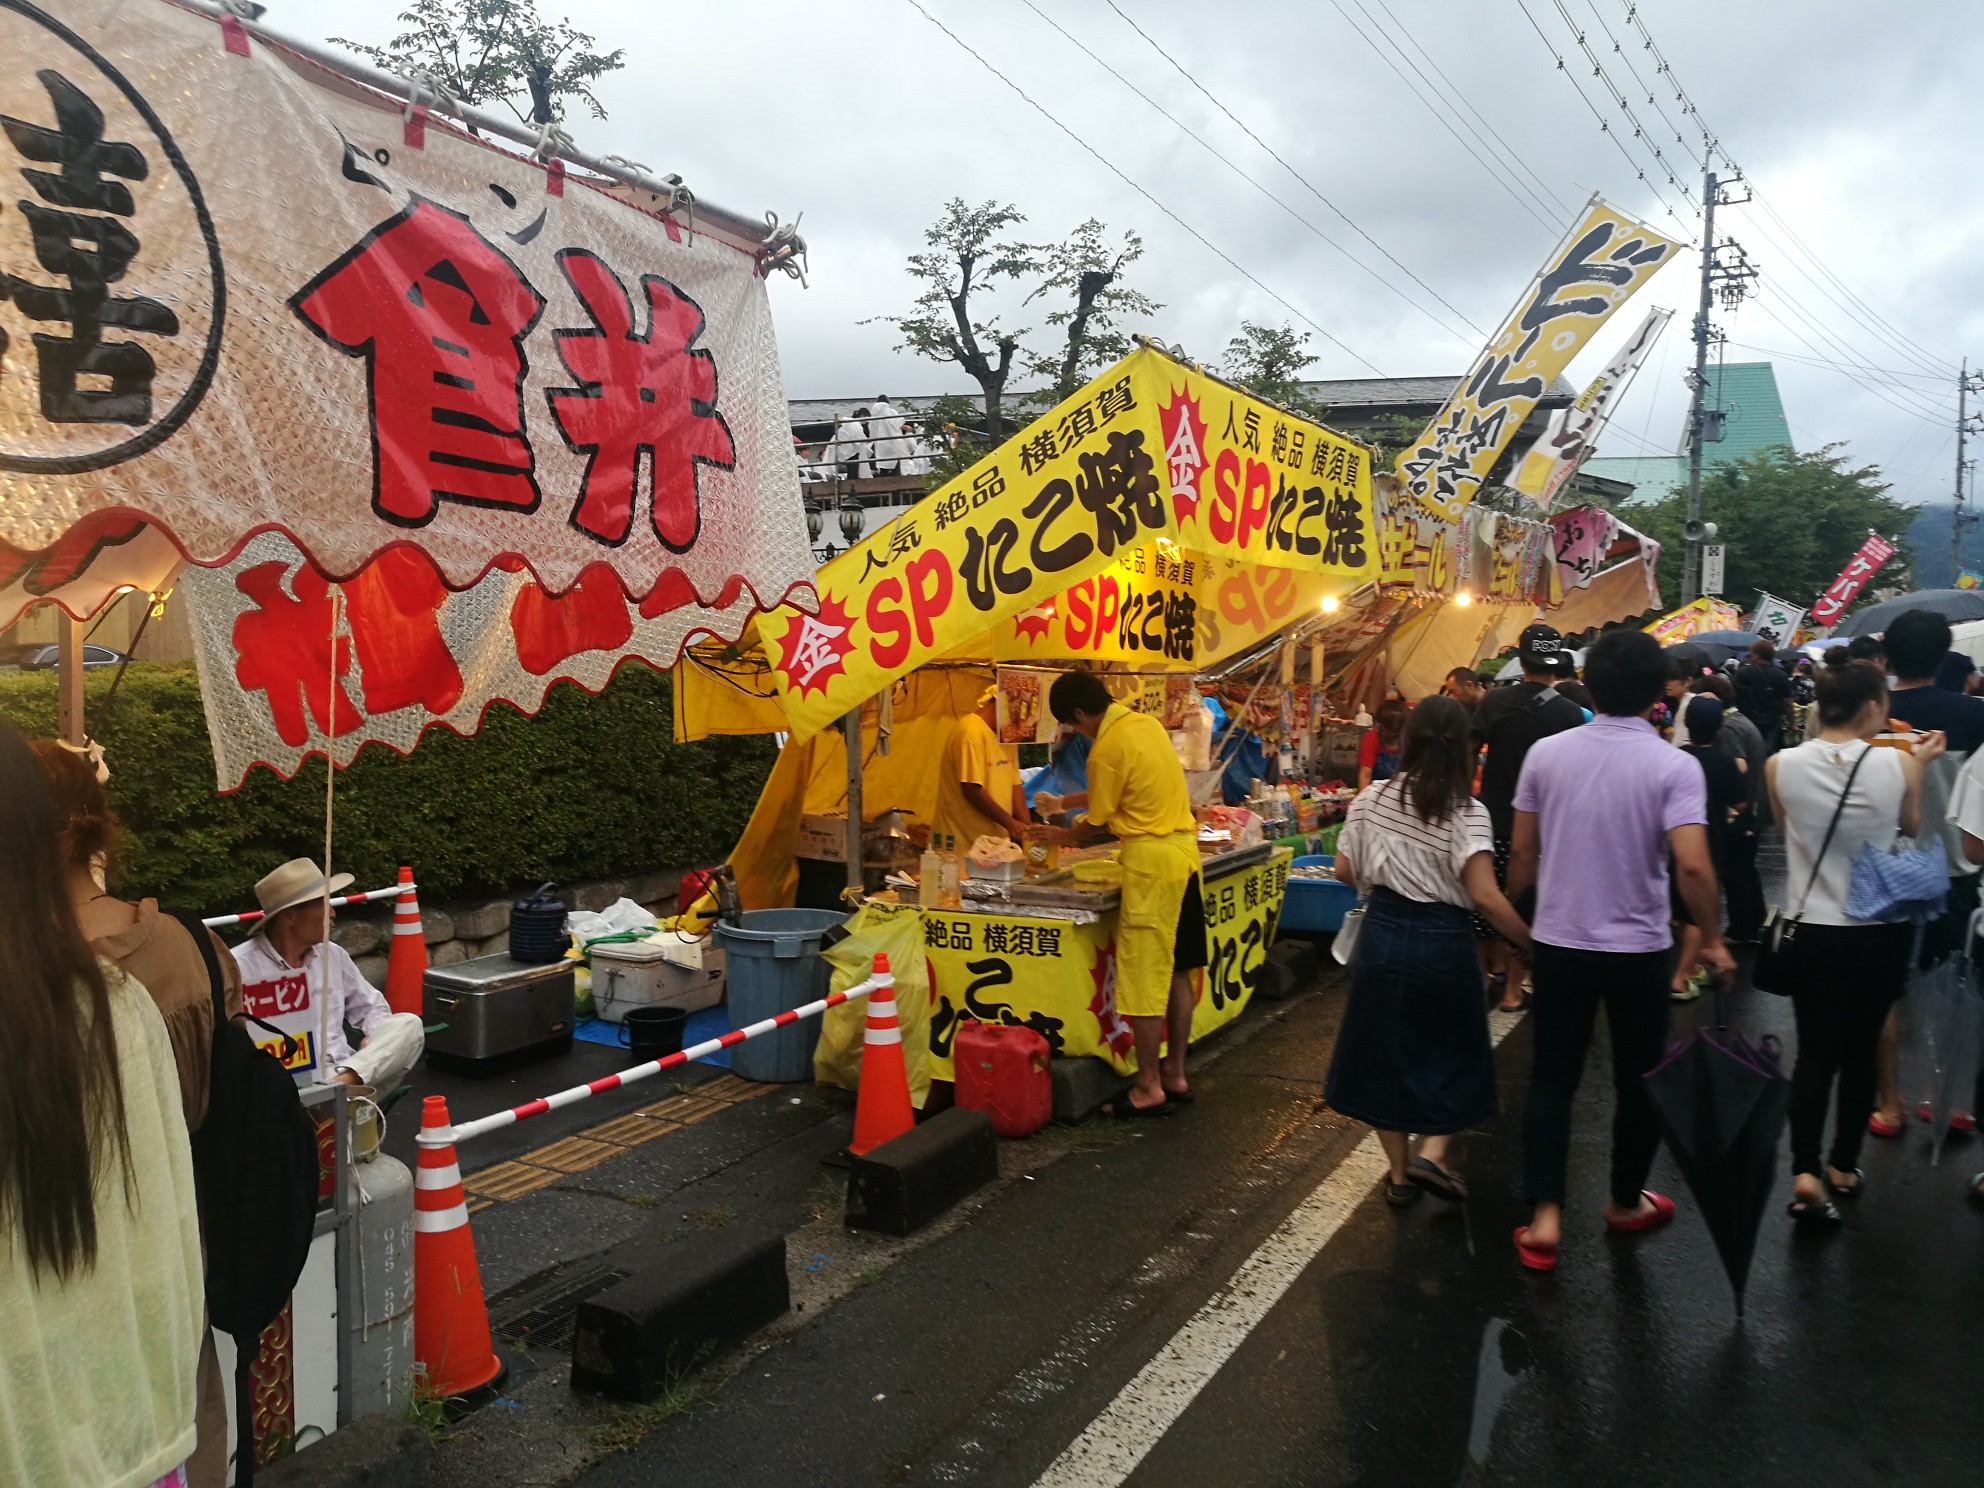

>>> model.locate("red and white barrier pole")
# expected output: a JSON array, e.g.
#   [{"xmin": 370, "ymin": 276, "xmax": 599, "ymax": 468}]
[
  {"xmin": 449, "ymin": 967, "xmax": 892, "ymax": 1144},
  {"xmin": 201, "ymin": 880, "xmax": 415, "ymax": 929}
]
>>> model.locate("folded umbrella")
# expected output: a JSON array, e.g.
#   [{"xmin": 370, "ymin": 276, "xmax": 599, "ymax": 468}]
[
  {"xmin": 1911, "ymin": 952, "xmax": 1984, "ymax": 1162},
  {"xmin": 1641, "ymin": 987, "xmax": 1790, "ymax": 1317}
]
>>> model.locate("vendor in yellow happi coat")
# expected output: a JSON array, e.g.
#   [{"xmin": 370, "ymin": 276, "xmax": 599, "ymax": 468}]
[
  {"xmin": 932, "ymin": 687, "xmax": 1029, "ymax": 849},
  {"xmin": 1036, "ymin": 670, "xmax": 1206, "ymax": 1115}
]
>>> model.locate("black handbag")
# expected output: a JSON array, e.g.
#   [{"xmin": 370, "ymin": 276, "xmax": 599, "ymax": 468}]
[{"xmin": 1753, "ymin": 747, "xmax": 1868, "ymax": 995}]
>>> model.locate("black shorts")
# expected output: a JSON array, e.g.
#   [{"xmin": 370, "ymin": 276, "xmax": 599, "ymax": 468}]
[{"xmin": 1175, "ymin": 874, "xmax": 1209, "ymax": 971}]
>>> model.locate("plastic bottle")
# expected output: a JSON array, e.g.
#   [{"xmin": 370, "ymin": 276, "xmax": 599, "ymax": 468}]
[
  {"xmin": 939, "ymin": 834, "xmax": 963, "ymax": 910},
  {"xmin": 919, "ymin": 837, "xmax": 943, "ymax": 909}
]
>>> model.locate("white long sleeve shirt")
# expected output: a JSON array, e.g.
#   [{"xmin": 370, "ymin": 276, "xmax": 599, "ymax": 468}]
[{"xmin": 232, "ymin": 934, "xmax": 393, "ymax": 1077}]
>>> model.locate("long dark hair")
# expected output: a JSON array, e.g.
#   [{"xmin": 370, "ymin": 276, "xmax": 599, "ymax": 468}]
[
  {"xmin": 1396, "ymin": 695, "xmax": 1474, "ymax": 825},
  {"xmin": 1373, "ymin": 697, "xmax": 1408, "ymax": 747},
  {"xmin": 0, "ymin": 722, "xmax": 130, "ymax": 1278}
]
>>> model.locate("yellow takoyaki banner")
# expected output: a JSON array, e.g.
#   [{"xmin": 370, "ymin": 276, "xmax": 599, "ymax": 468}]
[{"xmin": 762, "ymin": 347, "xmax": 1378, "ymax": 739}]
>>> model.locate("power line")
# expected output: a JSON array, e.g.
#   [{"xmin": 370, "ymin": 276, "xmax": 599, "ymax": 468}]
[
  {"xmin": 1724, "ymin": 341, "xmax": 1951, "ymax": 386},
  {"xmin": 1101, "ymin": 0, "xmax": 1488, "ymax": 338},
  {"xmin": 1579, "ymin": 0, "xmax": 1698, "ymax": 162},
  {"xmin": 1015, "ymin": 0, "xmax": 1479, "ymax": 347},
  {"xmin": 899, "ymin": 0, "xmax": 1389, "ymax": 376},
  {"xmin": 1617, "ymin": 1, "xmax": 1959, "ymax": 376},
  {"xmin": 1362, "ymin": 0, "xmax": 1575, "ymax": 217},
  {"xmin": 1511, "ymin": 0, "xmax": 1694, "ymax": 234},
  {"xmin": 1748, "ymin": 295, "xmax": 1950, "ymax": 428},
  {"xmin": 1547, "ymin": 0, "xmax": 1699, "ymax": 211},
  {"xmin": 1324, "ymin": 0, "xmax": 1566, "ymax": 233}
]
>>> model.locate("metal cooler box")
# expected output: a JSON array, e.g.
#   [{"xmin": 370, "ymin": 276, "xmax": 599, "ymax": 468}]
[{"xmin": 424, "ymin": 953, "xmax": 576, "ymax": 1072}]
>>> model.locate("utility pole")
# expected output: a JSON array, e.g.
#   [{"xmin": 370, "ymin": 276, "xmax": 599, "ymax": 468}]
[
  {"xmin": 1681, "ymin": 158, "xmax": 1755, "ymax": 605},
  {"xmin": 1953, "ymin": 359, "xmax": 1983, "ymax": 583}
]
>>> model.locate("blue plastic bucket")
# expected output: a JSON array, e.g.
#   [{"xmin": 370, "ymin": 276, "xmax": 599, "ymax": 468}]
[{"xmin": 711, "ymin": 909, "xmax": 848, "ymax": 1081}]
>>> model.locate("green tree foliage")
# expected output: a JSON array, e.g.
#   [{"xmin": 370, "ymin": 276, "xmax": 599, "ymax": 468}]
[
  {"xmin": 873, "ymin": 202, "xmax": 1159, "ymax": 466},
  {"xmin": 870, "ymin": 199, "xmax": 1039, "ymax": 461},
  {"xmin": 1026, "ymin": 221, "xmax": 1162, "ymax": 405},
  {"xmin": 333, "ymin": 0, "xmax": 625, "ymax": 125},
  {"xmin": 1219, "ymin": 322, "xmax": 1328, "ymax": 419},
  {"xmin": 0, "ymin": 664, "xmax": 771, "ymax": 912},
  {"xmin": 1632, "ymin": 445, "xmax": 1912, "ymax": 614}
]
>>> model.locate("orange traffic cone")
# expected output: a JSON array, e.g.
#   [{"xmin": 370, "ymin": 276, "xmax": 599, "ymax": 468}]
[
  {"xmin": 413, "ymin": 1096, "xmax": 504, "ymax": 1398},
  {"xmin": 385, "ymin": 865, "xmax": 428, "ymax": 1017},
  {"xmin": 849, "ymin": 954, "xmax": 915, "ymax": 1157}
]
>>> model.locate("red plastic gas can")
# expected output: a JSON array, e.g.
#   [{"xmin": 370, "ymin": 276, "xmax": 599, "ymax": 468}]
[{"xmin": 954, "ymin": 1022, "xmax": 1053, "ymax": 1138}]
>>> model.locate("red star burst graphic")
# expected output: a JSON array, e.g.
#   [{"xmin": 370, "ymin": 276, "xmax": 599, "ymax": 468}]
[
  {"xmin": 1158, "ymin": 386, "xmax": 1209, "ymax": 527},
  {"xmin": 773, "ymin": 592, "xmax": 856, "ymax": 697},
  {"xmin": 1087, "ymin": 938, "xmax": 1135, "ymax": 1057},
  {"xmin": 1011, "ymin": 602, "xmax": 1054, "ymax": 645}
]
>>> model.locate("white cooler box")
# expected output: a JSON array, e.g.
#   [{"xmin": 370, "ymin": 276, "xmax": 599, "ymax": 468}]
[{"xmin": 592, "ymin": 937, "xmax": 725, "ymax": 1023}]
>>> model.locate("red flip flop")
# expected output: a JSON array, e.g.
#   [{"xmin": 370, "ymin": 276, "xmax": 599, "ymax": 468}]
[
  {"xmin": 1513, "ymin": 1225, "xmax": 1558, "ymax": 1272},
  {"xmin": 1954, "ymin": 1112, "xmax": 1977, "ymax": 1133},
  {"xmin": 1868, "ymin": 1113, "xmax": 1904, "ymax": 1139},
  {"xmin": 1605, "ymin": 1190, "xmax": 1676, "ymax": 1233}
]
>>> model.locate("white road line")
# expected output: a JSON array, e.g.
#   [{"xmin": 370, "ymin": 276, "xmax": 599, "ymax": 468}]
[{"xmin": 1034, "ymin": 1009, "xmax": 1523, "ymax": 1488}]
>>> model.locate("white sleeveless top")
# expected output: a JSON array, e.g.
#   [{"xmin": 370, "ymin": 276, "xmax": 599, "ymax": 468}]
[{"xmin": 1775, "ymin": 737, "xmax": 1907, "ymax": 925}]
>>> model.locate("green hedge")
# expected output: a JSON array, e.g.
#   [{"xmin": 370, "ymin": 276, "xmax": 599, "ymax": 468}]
[{"xmin": 0, "ymin": 664, "xmax": 774, "ymax": 914}]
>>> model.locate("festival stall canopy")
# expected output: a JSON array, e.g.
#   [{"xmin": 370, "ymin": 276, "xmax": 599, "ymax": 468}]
[
  {"xmin": 0, "ymin": 0, "xmax": 814, "ymax": 602},
  {"xmin": 0, "ymin": 1, "xmax": 816, "ymax": 779}
]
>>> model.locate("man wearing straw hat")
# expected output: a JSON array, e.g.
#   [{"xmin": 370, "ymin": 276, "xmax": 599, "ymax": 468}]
[{"xmin": 231, "ymin": 857, "xmax": 425, "ymax": 1092}]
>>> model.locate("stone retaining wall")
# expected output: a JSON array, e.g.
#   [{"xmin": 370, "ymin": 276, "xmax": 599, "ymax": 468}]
[{"xmin": 328, "ymin": 866, "xmax": 699, "ymax": 986}]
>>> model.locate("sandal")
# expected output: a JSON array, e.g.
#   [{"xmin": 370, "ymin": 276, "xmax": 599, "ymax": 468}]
[
  {"xmin": 1406, "ymin": 1155, "xmax": 1469, "ymax": 1203},
  {"xmin": 1386, "ymin": 1181, "xmax": 1422, "ymax": 1208},
  {"xmin": 1604, "ymin": 1190, "xmax": 1676, "ymax": 1233},
  {"xmin": 1826, "ymin": 1167, "xmax": 1865, "ymax": 1199},
  {"xmin": 1106, "ymin": 1097, "xmax": 1176, "ymax": 1120},
  {"xmin": 1788, "ymin": 1195, "xmax": 1841, "ymax": 1225},
  {"xmin": 1867, "ymin": 1112, "xmax": 1904, "ymax": 1139},
  {"xmin": 1163, "ymin": 1087, "xmax": 1196, "ymax": 1106},
  {"xmin": 1513, "ymin": 1225, "xmax": 1558, "ymax": 1271}
]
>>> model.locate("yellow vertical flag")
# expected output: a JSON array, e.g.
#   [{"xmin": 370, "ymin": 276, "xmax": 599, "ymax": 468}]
[{"xmin": 1397, "ymin": 199, "xmax": 1680, "ymax": 522}]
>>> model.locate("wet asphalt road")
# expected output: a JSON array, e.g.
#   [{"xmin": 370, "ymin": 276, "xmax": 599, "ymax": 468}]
[{"xmin": 570, "ymin": 956, "xmax": 1984, "ymax": 1487}]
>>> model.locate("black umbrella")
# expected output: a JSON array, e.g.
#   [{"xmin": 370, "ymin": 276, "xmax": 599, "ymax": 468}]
[
  {"xmin": 1687, "ymin": 630, "xmax": 1768, "ymax": 666},
  {"xmin": 1661, "ymin": 640, "xmax": 1717, "ymax": 677},
  {"xmin": 1640, "ymin": 990, "xmax": 1790, "ymax": 1317},
  {"xmin": 1835, "ymin": 589, "xmax": 1984, "ymax": 637}
]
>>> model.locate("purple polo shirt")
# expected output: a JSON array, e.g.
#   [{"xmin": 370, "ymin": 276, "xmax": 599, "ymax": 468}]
[{"xmin": 1514, "ymin": 712, "xmax": 1708, "ymax": 954}]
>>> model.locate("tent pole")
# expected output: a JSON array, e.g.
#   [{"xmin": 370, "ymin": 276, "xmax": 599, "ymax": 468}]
[
  {"xmin": 844, "ymin": 708, "xmax": 863, "ymax": 902},
  {"xmin": 57, "ymin": 612, "xmax": 85, "ymax": 747}
]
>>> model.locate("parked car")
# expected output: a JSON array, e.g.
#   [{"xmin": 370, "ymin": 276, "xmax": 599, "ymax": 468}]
[{"xmin": 0, "ymin": 642, "xmax": 128, "ymax": 671}]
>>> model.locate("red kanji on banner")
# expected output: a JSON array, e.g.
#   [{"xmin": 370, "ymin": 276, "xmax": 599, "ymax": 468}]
[
  {"xmin": 291, "ymin": 199, "xmax": 546, "ymax": 528},
  {"xmin": 342, "ymin": 546, "xmax": 464, "ymax": 716},
  {"xmin": 233, "ymin": 562, "xmax": 362, "ymax": 745},
  {"xmin": 547, "ymin": 250, "xmax": 735, "ymax": 550},
  {"xmin": 510, "ymin": 562, "xmax": 635, "ymax": 674}
]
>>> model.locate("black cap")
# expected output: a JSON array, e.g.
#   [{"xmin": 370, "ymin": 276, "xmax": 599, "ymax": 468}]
[{"xmin": 1518, "ymin": 623, "xmax": 1563, "ymax": 664}]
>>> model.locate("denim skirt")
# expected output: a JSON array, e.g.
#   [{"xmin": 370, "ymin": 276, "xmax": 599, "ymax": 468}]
[{"xmin": 1324, "ymin": 887, "xmax": 1498, "ymax": 1135}]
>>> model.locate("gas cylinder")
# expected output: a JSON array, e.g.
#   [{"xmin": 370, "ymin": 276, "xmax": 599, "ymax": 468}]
[
  {"xmin": 347, "ymin": 1152, "xmax": 415, "ymax": 1419},
  {"xmin": 954, "ymin": 1022, "xmax": 1053, "ymax": 1138}
]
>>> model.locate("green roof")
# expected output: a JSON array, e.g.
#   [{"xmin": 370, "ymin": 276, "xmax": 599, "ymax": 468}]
[{"xmin": 1584, "ymin": 362, "xmax": 1792, "ymax": 504}]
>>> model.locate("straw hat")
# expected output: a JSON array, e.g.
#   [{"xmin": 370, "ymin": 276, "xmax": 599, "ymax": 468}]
[{"xmin": 253, "ymin": 857, "xmax": 354, "ymax": 922}]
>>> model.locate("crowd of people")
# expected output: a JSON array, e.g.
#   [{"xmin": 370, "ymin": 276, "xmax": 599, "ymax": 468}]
[
  {"xmin": 1324, "ymin": 610, "xmax": 1984, "ymax": 1266},
  {"xmin": 1, "ymin": 720, "xmax": 424, "ymax": 1488}
]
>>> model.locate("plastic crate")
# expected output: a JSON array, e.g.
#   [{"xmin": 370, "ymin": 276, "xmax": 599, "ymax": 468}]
[{"xmin": 1281, "ymin": 854, "xmax": 1357, "ymax": 934}]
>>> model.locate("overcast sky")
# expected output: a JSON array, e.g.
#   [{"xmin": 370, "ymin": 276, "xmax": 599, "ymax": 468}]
[{"xmin": 285, "ymin": 0, "xmax": 1979, "ymax": 507}]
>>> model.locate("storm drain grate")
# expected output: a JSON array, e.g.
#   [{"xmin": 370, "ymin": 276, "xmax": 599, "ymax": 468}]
[{"xmin": 488, "ymin": 1262, "xmax": 631, "ymax": 1353}]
